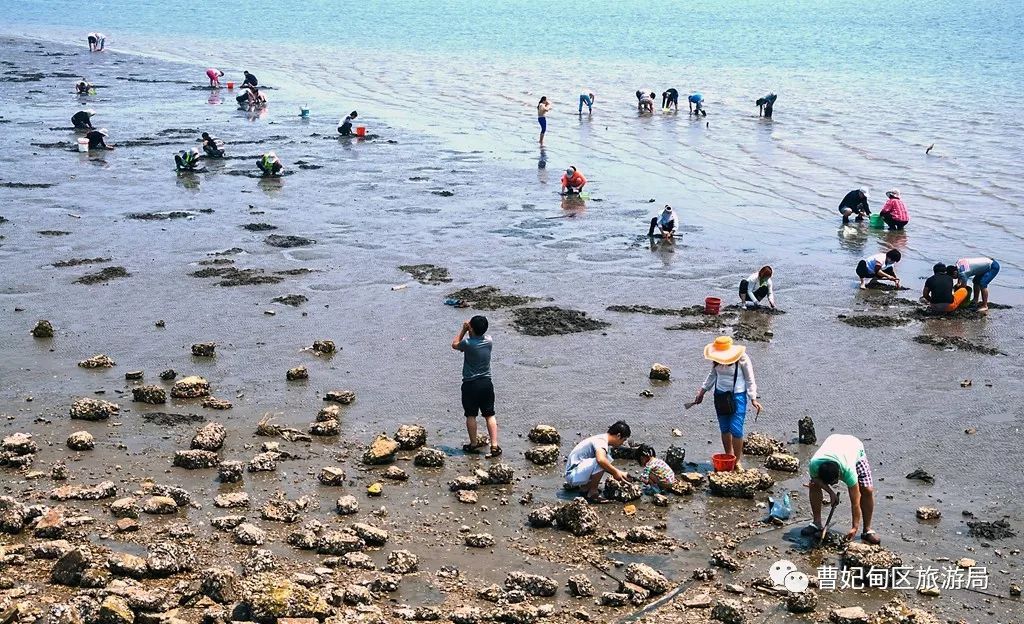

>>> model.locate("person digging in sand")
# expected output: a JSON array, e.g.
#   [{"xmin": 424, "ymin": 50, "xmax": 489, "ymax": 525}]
[
  {"xmin": 956, "ymin": 256, "xmax": 999, "ymax": 312},
  {"xmin": 637, "ymin": 444, "xmax": 676, "ymax": 493},
  {"xmin": 855, "ymin": 249, "xmax": 901, "ymax": 289},
  {"xmin": 647, "ymin": 204, "xmax": 676, "ymax": 238},
  {"xmin": 739, "ymin": 265, "xmax": 776, "ymax": 309},
  {"xmin": 85, "ymin": 128, "xmax": 113, "ymax": 150},
  {"xmin": 452, "ymin": 315, "xmax": 501, "ymax": 458},
  {"xmin": 206, "ymin": 68, "xmax": 224, "ymax": 88},
  {"xmin": 561, "ymin": 166, "xmax": 587, "ymax": 195},
  {"xmin": 564, "ymin": 421, "xmax": 631, "ymax": 503},
  {"xmin": 691, "ymin": 336, "xmax": 763, "ymax": 471},
  {"xmin": 174, "ymin": 147, "xmax": 201, "ymax": 171},
  {"xmin": 201, "ymin": 132, "xmax": 225, "ymax": 158},
  {"xmin": 802, "ymin": 434, "xmax": 881, "ymax": 545},
  {"xmin": 72, "ymin": 109, "xmax": 96, "ymax": 130},
  {"xmin": 256, "ymin": 151, "xmax": 283, "ymax": 176},
  {"xmin": 838, "ymin": 188, "xmax": 870, "ymax": 224}
]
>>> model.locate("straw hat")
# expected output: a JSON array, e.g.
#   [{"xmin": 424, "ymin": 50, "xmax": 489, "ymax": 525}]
[
  {"xmin": 703, "ymin": 336, "xmax": 745, "ymax": 365},
  {"xmin": 97, "ymin": 128, "xmax": 108, "ymax": 136},
  {"xmin": 886, "ymin": 189, "xmax": 901, "ymax": 199}
]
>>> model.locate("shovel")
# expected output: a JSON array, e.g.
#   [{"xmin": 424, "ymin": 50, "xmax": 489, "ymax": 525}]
[{"xmin": 820, "ymin": 492, "xmax": 841, "ymax": 542}]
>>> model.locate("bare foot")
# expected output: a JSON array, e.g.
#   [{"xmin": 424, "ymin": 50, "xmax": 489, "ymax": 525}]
[
  {"xmin": 859, "ymin": 283, "xmax": 866, "ymax": 290},
  {"xmin": 977, "ymin": 306, "xmax": 989, "ymax": 312}
]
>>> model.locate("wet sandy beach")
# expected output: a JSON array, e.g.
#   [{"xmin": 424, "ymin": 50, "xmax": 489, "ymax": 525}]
[{"xmin": 1, "ymin": 37, "xmax": 1022, "ymax": 624}]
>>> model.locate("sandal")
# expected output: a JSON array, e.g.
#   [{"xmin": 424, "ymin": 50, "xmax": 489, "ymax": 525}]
[
  {"xmin": 800, "ymin": 523, "xmax": 822, "ymax": 537},
  {"xmin": 462, "ymin": 443, "xmax": 482, "ymax": 455},
  {"xmin": 585, "ymin": 495, "xmax": 610, "ymax": 505},
  {"xmin": 861, "ymin": 530, "xmax": 882, "ymax": 545},
  {"xmin": 486, "ymin": 446, "xmax": 502, "ymax": 458}
]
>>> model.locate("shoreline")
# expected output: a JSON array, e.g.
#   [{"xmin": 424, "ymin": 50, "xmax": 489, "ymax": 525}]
[{"xmin": 1, "ymin": 35, "xmax": 1023, "ymax": 624}]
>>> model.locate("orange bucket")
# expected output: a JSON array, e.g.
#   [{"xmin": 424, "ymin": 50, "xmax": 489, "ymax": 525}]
[
  {"xmin": 226, "ymin": 82, "xmax": 234, "ymax": 89},
  {"xmin": 712, "ymin": 453, "xmax": 736, "ymax": 472},
  {"xmin": 704, "ymin": 297, "xmax": 722, "ymax": 315},
  {"xmin": 355, "ymin": 126, "xmax": 366, "ymax": 137}
]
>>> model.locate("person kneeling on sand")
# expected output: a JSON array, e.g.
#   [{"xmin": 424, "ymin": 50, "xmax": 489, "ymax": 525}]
[
  {"xmin": 338, "ymin": 111, "xmax": 358, "ymax": 136},
  {"xmin": 637, "ymin": 444, "xmax": 675, "ymax": 493},
  {"xmin": 561, "ymin": 166, "xmax": 587, "ymax": 195},
  {"xmin": 564, "ymin": 421, "xmax": 632, "ymax": 503},
  {"xmin": 452, "ymin": 315, "xmax": 501, "ymax": 458},
  {"xmin": 72, "ymin": 109, "xmax": 96, "ymax": 130},
  {"xmin": 739, "ymin": 265, "xmax": 776, "ymax": 309},
  {"xmin": 956, "ymin": 256, "xmax": 999, "ymax": 312},
  {"xmin": 803, "ymin": 434, "xmax": 881, "ymax": 545},
  {"xmin": 201, "ymin": 132, "xmax": 225, "ymax": 158},
  {"xmin": 76, "ymin": 81, "xmax": 93, "ymax": 95},
  {"xmin": 856, "ymin": 249, "xmax": 901, "ymax": 289},
  {"xmin": 648, "ymin": 205, "xmax": 676, "ymax": 237},
  {"xmin": 922, "ymin": 263, "xmax": 968, "ymax": 312},
  {"xmin": 257, "ymin": 152, "xmax": 283, "ymax": 176},
  {"xmin": 175, "ymin": 148, "xmax": 201, "ymax": 172}
]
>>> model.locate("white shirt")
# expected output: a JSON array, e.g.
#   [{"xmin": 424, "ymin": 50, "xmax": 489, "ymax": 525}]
[
  {"xmin": 864, "ymin": 253, "xmax": 892, "ymax": 274},
  {"xmin": 658, "ymin": 209, "xmax": 675, "ymax": 228},
  {"xmin": 701, "ymin": 354, "xmax": 757, "ymax": 398},
  {"xmin": 745, "ymin": 271, "xmax": 775, "ymax": 306},
  {"xmin": 565, "ymin": 434, "xmax": 609, "ymax": 472}
]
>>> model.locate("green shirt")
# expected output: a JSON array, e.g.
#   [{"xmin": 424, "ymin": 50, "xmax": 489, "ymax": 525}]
[{"xmin": 808, "ymin": 434, "xmax": 865, "ymax": 488}]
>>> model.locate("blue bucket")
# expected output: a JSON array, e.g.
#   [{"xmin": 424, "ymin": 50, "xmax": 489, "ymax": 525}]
[{"xmin": 299, "ymin": 106, "xmax": 310, "ymax": 118}]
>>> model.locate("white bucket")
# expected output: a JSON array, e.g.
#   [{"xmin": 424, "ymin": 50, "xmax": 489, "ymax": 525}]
[{"xmin": 77, "ymin": 138, "xmax": 89, "ymax": 152}]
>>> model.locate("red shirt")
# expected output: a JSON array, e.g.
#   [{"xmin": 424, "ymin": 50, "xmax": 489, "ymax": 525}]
[
  {"xmin": 561, "ymin": 171, "xmax": 587, "ymax": 188},
  {"xmin": 880, "ymin": 198, "xmax": 909, "ymax": 222}
]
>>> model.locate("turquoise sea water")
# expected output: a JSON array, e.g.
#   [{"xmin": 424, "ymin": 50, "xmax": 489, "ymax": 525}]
[{"xmin": 3, "ymin": 0, "xmax": 1024, "ymax": 292}]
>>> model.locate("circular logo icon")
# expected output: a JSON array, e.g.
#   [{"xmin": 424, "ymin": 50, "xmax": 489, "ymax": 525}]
[
  {"xmin": 769, "ymin": 560, "xmax": 798, "ymax": 588},
  {"xmin": 784, "ymin": 570, "xmax": 810, "ymax": 593}
]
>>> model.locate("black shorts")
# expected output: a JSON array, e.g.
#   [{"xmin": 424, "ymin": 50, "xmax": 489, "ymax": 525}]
[
  {"xmin": 739, "ymin": 280, "xmax": 770, "ymax": 301},
  {"xmin": 88, "ymin": 36, "xmax": 97, "ymax": 44},
  {"xmin": 856, "ymin": 260, "xmax": 871, "ymax": 279},
  {"xmin": 461, "ymin": 377, "xmax": 495, "ymax": 418}
]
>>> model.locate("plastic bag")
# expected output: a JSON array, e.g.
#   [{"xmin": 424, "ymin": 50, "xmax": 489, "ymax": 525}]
[{"xmin": 766, "ymin": 492, "xmax": 792, "ymax": 521}]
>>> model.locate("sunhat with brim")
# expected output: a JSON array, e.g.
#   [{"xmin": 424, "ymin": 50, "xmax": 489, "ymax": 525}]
[
  {"xmin": 886, "ymin": 189, "xmax": 901, "ymax": 199},
  {"xmin": 85, "ymin": 109, "xmax": 96, "ymax": 115},
  {"xmin": 859, "ymin": 187, "xmax": 869, "ymax": 199},
  {"xmin": 703, "ymin": 336, "xmax": 745, "ymax": 365},
  {"xmin": 97, "ymin": 128, "xmax": 108, "ymax": 136}
]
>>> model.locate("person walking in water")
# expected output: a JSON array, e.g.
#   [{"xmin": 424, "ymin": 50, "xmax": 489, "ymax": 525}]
[
  {"xmin": 856, "ymin": 249, "xmax": 901, "ymax": 289},
  {"xmin": 956, "ymin": 256, "xmax": 1000, "ymax": 312},
  {"xmin": 647, "ymin": 205, "xmax": 676, "ymax": 238},
  {"xmin": 561, "ymin": 166, "xmax": 587, "ymax": 195},
  {"xmin": 338, "ymin": 111, "xmax": 358, "ymax": 136},
  {"xmin": 452, "ymin": 315, "xmax": 501, "ymax": 458},
  {"xmin": 578, "ymin": 92, "xmax": 595, "ymax": 115},
  {"xmin": 688, "ymin": 92, "xmax": 706, "ymax": 116},
  {"xmin": 803, "ymin": 434, "xmax": 881, "ymax": 545},
  {"xmin": 537, "ymin": 96, "xmax": 551, "ymax": 145},
  {"xmin": 206, "ymin": 68, "xmax": 224, "ymax": 88},
  {"xmin": 690, "ymin": 336, "xmax": 763, "ymax": 471},
  {"xmin": 739, "ymin": 266, "xmax": 777, "ymax": 309},
  {"xmin": 879, "ymin": 189, "xmax": 910, "ymax": 230},
  {"xmin": 563, "ymin": 421, "xmax": 632, "ymax": 503},
  {"xmin": 756, "ymin": 93, "xmax": 777, "ymax": 118},
  {"xmin": 838, "ymin": 188, "xmax": 870, "ymax": 224},
  {"xmin": 72, "ymin": 109, "xmax": 96, "ymax": 130},
  {"xmin": 662, "ymin": 88, "xmax": 679, "ymax": 111}
]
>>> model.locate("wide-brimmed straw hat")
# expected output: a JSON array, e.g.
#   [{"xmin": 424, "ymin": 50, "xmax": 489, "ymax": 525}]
[{"xmin": 703, "ymin": 336, "xmax": 745, "ymax": 365}]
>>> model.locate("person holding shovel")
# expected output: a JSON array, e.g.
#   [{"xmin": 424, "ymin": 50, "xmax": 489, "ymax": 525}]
[
  {"xmin": 690, "ymin": 336, "xmax": 763, "ymax": 471},
  {"xmin": 802, "ymin": 434, "xmax": 881, "ymax": 545}
]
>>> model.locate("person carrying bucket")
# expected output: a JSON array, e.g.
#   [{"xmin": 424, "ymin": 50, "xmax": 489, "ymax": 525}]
[
  {"xmin": 206, "ymin": 68, "xmax": 224, "ymax": 88},
  {"xmin": 561, "ymin": 166, "xmax": 587, "ymax": 195},
  {"xmin": 338, "ymin": 111, "xmax": 358, "ymax": 136},
  {"xmin": 855, "ymin": 249, "xmax": 901, "ymax": 289},
  {"xmin": 647, "ymin": 205, "xmax": 676, "ymax": 238},
  {"xmin": 257, "ymin": 152, "xmax": 283, "ymax": 176},
  {"xmin": 174, "ymin": 148, "xmax": 202, "ymax": 172},
  {"xmin": 688, "ymin": 92, "xmax": 706, "ymax": 116},
  {"xmin": 690, "ymin": 336, "xmax": 763, "ymax": 471},
  {"xmin": 72, "ymin": 109, "xmax": 96, "ymax": 130},
  {"xmin": 879, "ymin": 189, "xmax": 910, "ymax": 230},
  {"xmin": 956, "ymin": 256, "xmax": 1000, "ymax": 312},
  {"xmin": 739, "ymin": 266, "xmax": 776, "ymax": 309},
  {"xmin": 578, "ymin": 92, "xmax": 595, "ymax": 115},
  {"xmin": 838, "ymin": 188, "xmax": 871, "ymax": 224},
  {"xmin": 802, "ymin": 434, "xmax": 881, "ymax": 545}
]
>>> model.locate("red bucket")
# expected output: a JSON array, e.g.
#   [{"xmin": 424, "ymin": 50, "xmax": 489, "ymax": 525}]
[
  {"xmin": 712, "ymin": 453, "xmax": 736, "ymax": 472},
  {"xmin": 355, "ymin": 126, "xmax": 366, "ymax": 137},
  {"xmin": 226, "ymin": 81, "xmax": 234, "ymax": 89},
  {"xmin": 704, "ymin": 297, "xmax": 722, "ymax": 315}
]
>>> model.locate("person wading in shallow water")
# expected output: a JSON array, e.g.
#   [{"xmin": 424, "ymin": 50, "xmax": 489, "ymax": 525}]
[
  {"xmin": 452, "ymin": 315, "xmax": 501, "ymax": 458},
  {"xmin": 690, "ymin": 336, "xmax": 763, "ymax": 470},
  {"xmin": 802, "ymin": 434, "xmax": 881, "ymax": 545},
  {"xmin": 563, "ymin": 421, "xmax": 632, "ymax": 503}
]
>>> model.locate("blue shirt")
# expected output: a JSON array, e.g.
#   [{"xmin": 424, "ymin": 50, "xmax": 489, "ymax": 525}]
[
  {"xmin": 458, "ymin": 335, "xmax": 492, "ymax": 381},
  {"xmin": 689, "ymin": 93, "xmax": 703, "ymax": 103}
]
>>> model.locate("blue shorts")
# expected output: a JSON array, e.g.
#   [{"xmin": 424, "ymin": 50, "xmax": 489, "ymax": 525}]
[
  {"xmin": 538, "ymin": 117, "xmax": 547, "ymax": 132},
  {"xmin": 716, "ymin": 391, "xmax": 747, "ymax": 438},
  {"xmin": 975, "ymin": 260, "xmax": 999, "ymax": 288}
]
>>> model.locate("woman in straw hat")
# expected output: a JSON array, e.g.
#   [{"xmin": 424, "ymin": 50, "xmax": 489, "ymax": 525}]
[{"xmin": 691, "ymin": 336, "xmax": 763, "ymax": 470}]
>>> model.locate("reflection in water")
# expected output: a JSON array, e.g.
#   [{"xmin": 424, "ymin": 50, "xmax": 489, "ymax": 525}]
[
  {"xmin": 257, "ymin": 176, "xmax": 283, "ymax": 194},
  {"xmin": 648, "ymin": 234, "xmax": 676, "ymax": 266},
  {"xmin": 207, "ymin": 91, "xmax": 221, "ymax": 106},
  {"xmin": 175, "ymin": 171, "xmax": 200, "ymax": 191},
  {"xmin": 560, "ymin": 194, "xmax": 586, "ymax": 214},
  {"xmin": 836, "ymin": 224, "xmax": 869, "ymax": 257},
  {"xmin": 538, "ymin": 147, "xmax": 547, "ymax": 170},
  {"xmin": 881, "ymin": 228, "xmax": 909, "ymax": 252}
]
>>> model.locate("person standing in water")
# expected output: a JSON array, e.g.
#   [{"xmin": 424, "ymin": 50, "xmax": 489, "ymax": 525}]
[
  {"xmin": 662, "ymin": 88, "xmax": 679, "ymax": 111},
  {"xmin": 87, "ymin": 33, "xmax": 105, "ymax": 52},
  {"xmin": 561, "ymin": 166, "xmax": 587, "ymax": 195},
  {"xmin": 72, "ymin": 109, "xmax": 96, "ymax": 130},
  {"xmin": 879, "ymin": 189, "xmax": 910, "ymax": 230},
  {"xmin": 756, "ymin": 93, "xmax": 777, "ymax": 118},
  {"xmin": 452, "ymin": 315, "xmax": 501, "ymax": 458},
  {"xmin": 337, "ymin": 111, "xmax": 358, "ymax": 136},
  {"xmin": 688, "ymin": 92, "xmax": 706, "ymax": 116},
  {"xmin": 739, "ymin": 266, "xmax": 777, "ymax": 309},
  {"xmin": 691, "ymin": 336, "xmax": 763, "ymax": 471},
  {"xmin": 206, "ymin": 68, "xmax": 224, "ymax": 88},
  {"xmin": 956, "ymin": 256, "xmax": 1000, "ymax": 312},
  {"xmin": 537, "ymin": 97, "xmax": 551, "ymax": 145},
  {"xmin": 578, "ymin": 92, "xmax": 595, "ymax": 115},
  {"xmin": 647, "ymin": 205, "xmax": 676, "ymax": 237}
]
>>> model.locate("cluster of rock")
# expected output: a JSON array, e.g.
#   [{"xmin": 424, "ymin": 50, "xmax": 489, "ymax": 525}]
[
  {"xmin": 529, "ymin": 497, "xmax": 600, "ymax": 536},
  {"xmin": 1, "ymin": 432, "xmax": 39, "ymax": 468},
  {"xmin": 708, "ymin": 469, "xmax": 775, "ymax": 498},
  {"xmin": 70, "ymin": 398, "xmax": 120, "ymax": 421},
  {"xmin": 525, "ymin": 425, "xmax": 561, "ymax": 466},
  {"xmin": 742, "ymin": 432, "xmax": 786, "ymax": 456},
  {"xmin": 764, "ymin": 452, "xmax": 800, "ymax": 472}
]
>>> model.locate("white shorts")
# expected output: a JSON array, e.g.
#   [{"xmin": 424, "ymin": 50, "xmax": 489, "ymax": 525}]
[{"xmin": 565, "ymin": 458, "xmax": 603, "ymax": 487}]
